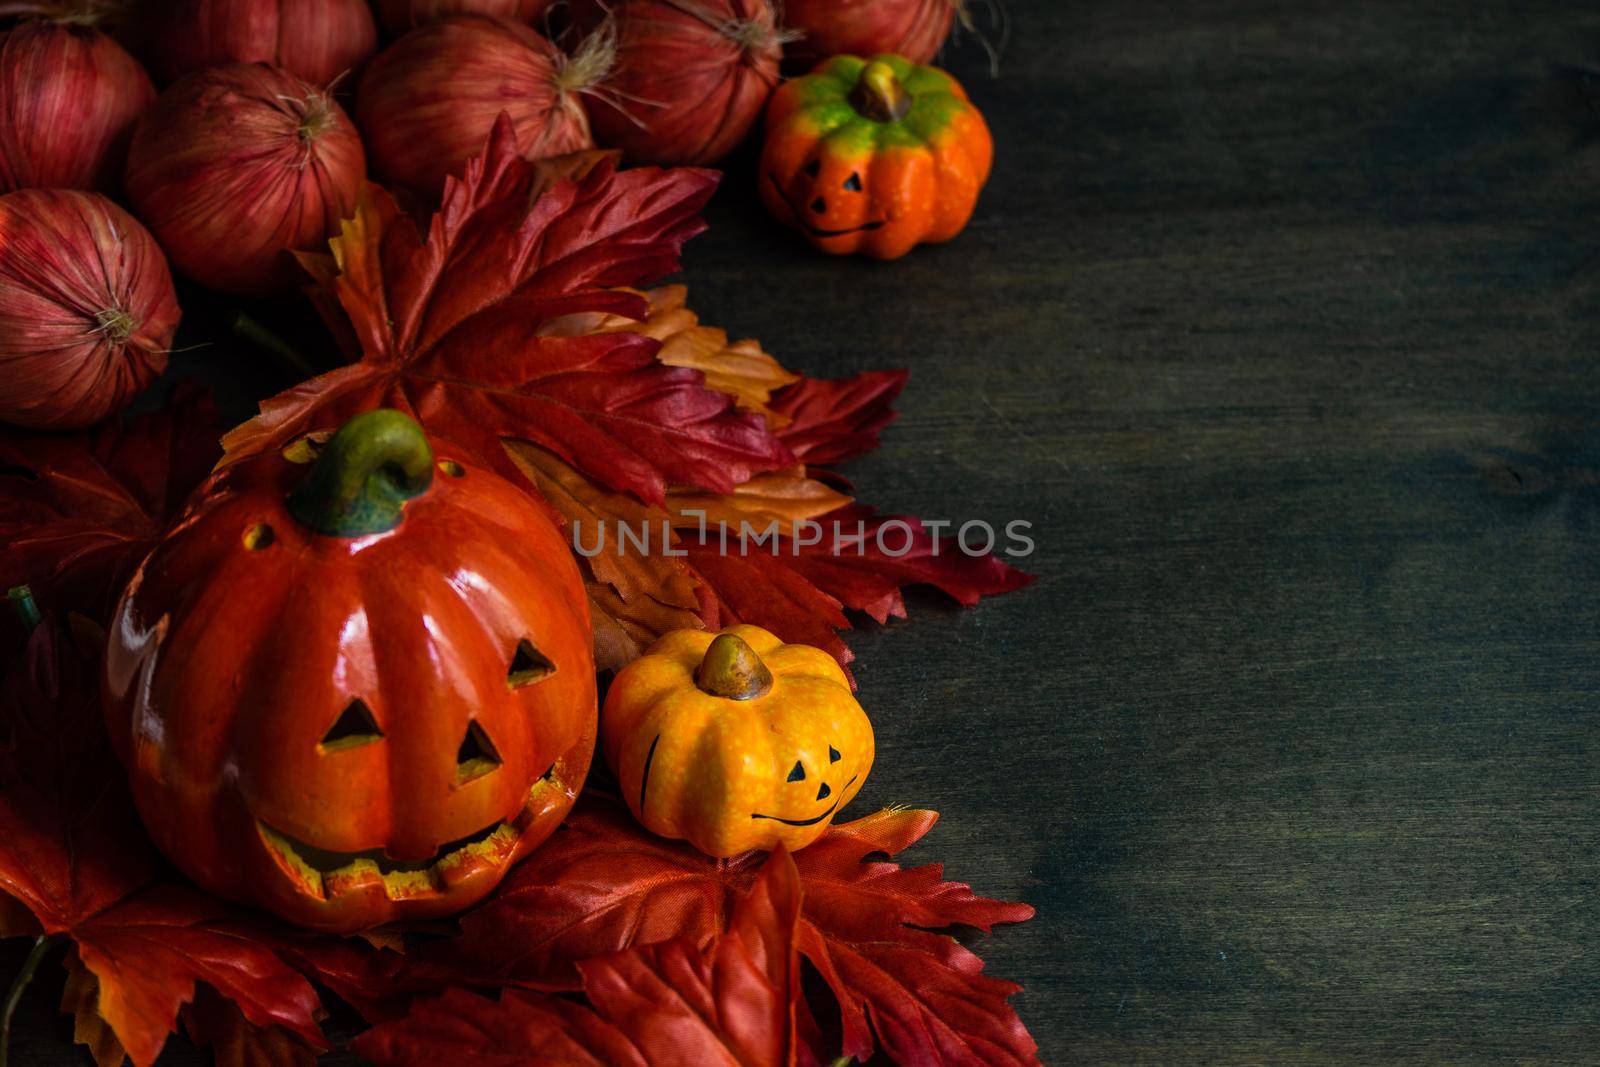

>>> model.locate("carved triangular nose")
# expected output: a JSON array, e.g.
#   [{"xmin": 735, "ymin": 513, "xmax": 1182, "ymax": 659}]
[{"xmin": 455, "ymin": 720, "xmax": 501, "ymax": 784}]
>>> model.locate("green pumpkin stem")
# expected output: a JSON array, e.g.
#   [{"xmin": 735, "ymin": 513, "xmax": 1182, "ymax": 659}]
[
  {"xmin": 851, "ymin": 60, "xmax": 912, "ymax": 123},
  {"xmin": 6, "ymin": 587, "xmax": 40, "ymax": 635},
  {"xmin": 287, "ymin": 410, "xmax": 435, "ymax": 537},
  {"xmin": 695, "ymin": 633, "xmax": 774, "ymax": 700}
]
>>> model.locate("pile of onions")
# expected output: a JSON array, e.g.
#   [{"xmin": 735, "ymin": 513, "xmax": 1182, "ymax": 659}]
[
  {"xmin": 133, "ymin": 0, "xmax": 378, "ymax": 87},
  {"xmin": 570, "ymin": 0, "xmax": 787, "ymax": 165},
  {"xmin": 0, "ymin": 19, "xmax": 154, "ymax": 193},
  {"xmin": 371, "ymin": 0, "xmax": 559, "ymax": 35},
  {"xmin": 781, "ymin": 0, "xmax": 960, "ymax": 68},
  {"xmin": 125, "ymin": 63, "xmax": 366, "ymax": 297},
  {"xmin": 356, "ymin": 15, "xmax": 596, "ymax": 198},
  {"xmin": 0, "ymin": 189, "xmax": 179, "ymax": 430}
]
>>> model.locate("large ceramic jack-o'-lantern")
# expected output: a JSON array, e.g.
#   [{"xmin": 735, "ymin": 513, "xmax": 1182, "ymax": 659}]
[
  {"xmin": 602, "ymin": 625, "xmax": 874, "ymax": 857},
  {"xmin": 103, "ymin": 410, "xmax": 596, "ymax": 932}
]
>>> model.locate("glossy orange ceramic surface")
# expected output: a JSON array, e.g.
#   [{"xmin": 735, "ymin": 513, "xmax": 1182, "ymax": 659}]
[
  {"xmin": 602, "ymin": 624, "xmax": 874, "ymax": 857},
  {"xmin": 760, "ymin": 54, "xmax": 993, "ymax": 259},
  {"xmin": 103, "ymin": 416, "xmax": 596, "ymax": 931}
]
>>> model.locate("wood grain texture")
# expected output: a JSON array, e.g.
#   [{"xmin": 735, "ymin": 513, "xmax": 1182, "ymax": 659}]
[{"xmin": 9, "ymin": 0, "xmax": 1600, "ymax": 1062}]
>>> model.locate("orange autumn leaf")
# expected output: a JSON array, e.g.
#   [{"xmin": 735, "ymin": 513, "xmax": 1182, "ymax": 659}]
[
  {"xmin": 665, "ymin": 467, "xmax": 852, "ymax": 535},
  {"xmin": 62, "ymin": 954, "xmax": 126, "ymax": 1067},
  {"xmin": 504, "ymin": 441, "xmax": 698, "ymax": 612},
  {"xmin": 587, "ymin": 584, "xmax": 704, "ymax": 673}
]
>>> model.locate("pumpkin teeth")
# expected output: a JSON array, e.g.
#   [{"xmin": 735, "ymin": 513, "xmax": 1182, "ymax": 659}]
[{"xmin": 257, "ymin": 819, "xmax": 515, "ymax": 900}]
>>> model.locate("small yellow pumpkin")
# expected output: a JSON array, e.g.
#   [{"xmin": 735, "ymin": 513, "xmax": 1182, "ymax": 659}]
[{"xmin": 601, "ymin": 625, "xmax": 874, "ymax": 856}]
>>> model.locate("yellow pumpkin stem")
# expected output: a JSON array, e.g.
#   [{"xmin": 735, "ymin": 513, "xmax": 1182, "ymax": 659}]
[
  {"xmin": 852, "ymin": 60, "xmax": 912, "ymax": 123},
  {"xmin": 695, "ymin": 633, "xmax": 773, "ymax": 700}
]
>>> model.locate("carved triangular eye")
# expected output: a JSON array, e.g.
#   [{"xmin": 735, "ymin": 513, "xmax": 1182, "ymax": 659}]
[
  {"xmin": 507, "ymin": 638, "xmax": 556, "ymax": 689},
  {"xmin": 787, "ymin": 760, "xmax": 806, "ymax": 782},
  {"xmin": 321, "ymin": 699, "xmax": 382, "ymax": 752},
  {"xmin": 842, "ymin": 172, "xmax": 863, "ymax": 192},
  {"xmin": 456, "ymin": 721, "xmax": 501, "ymax": 784}
]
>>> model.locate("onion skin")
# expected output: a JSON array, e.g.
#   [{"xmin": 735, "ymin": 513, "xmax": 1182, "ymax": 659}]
[
  {"xmin": 371, "ymin": 0, "xmax": 558, "ymax": 35},
  {"xmin": 356, "ymin": 15, "xmax": 593, "ymax": 199},
  {"xmin": 781, "ymin": 0, "xmax": 955, "ymax": 68},
  {"xmin": 0, "ymin": 189, "xmax": 179, "ymax": 430},
  {"xmin": 571, "ymin": 0, "xmax": 784, "ymax": 165},
  {"xmin": 124, "ymin": 63, "xmax": 366, "ymax": 296},
  {"xmin": 133, "ymin": 0, "xmax": 378, "ymax": 87},
  {"xmin": 0, "ymin": 21, "xmax": 155, "ymax": 194}
]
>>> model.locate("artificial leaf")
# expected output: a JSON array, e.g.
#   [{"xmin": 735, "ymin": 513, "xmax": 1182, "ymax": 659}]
[
  {"xmin": 0, "ymin": 614, "xmax": 327, "ymax": 1067},
  {"xmin": 0, "ymin": 383, "xmax": 219, "ymax": 623},
  {"xmin": 0, "ymin": 614, "xmax": 153, "ymax": 933},
  {"xmin": 684, "ymin": 505, "xmax": 1033, "ymax": 672},
  {"xmin": 504, "ymin": 442, "xmax": 698, "ymax": 615},
  {"xmin": 682, "ymin": 538, "xmax": 854, "ymax": 667},
  {"xmin": 351, "ymin": 987, "xmax": 646, "ymax": 1067},
  {"xmin": 62, "ymin": 952, "xmax": 127, "ymax": 1067},
  {"xmin": 769, "ymin": 370, "xmax": 909, "ymax": 466},
  {"xmin": 223, "ymin": 115, "xmax": 792, "ymax": 505},
  {"xmin": 357, "ymin": 848, "xmax": 806, "ymax": 1067},
  {"xmin": 69, "ymin": 887, "xmax": 327, "ymax": 1067},
  {"xmin": 781, "ymin": 504, "xmax": 1035, "ymax": 624},
  {"xmin": 778, "ymin": 809, "xmax": 1038, "ymax": 1066},
  {"xmin": 263, "ymin": 929, "xmax": 417, "ymax": 1025},
  {"xmin": 509, "ymin": 443, "xmax": 1022, "ymax": 673},
  {"xmin": 541, "ymin": 284, "xmax": 801, "ymax": 425},
  {"xmin": 419, "ymin": 793, "xmax": 1034, "ymax": 1065},
  {"xmin": 575, "ymin": 845, "xmax": 802, "ymax": 1067},
  {"xmin": 182, "ymin": 985, "xmax": 320, "ymax": 1067},
  {"xmin": 665, "ymin": 467, "xmax": 853, "ymax": 536}
]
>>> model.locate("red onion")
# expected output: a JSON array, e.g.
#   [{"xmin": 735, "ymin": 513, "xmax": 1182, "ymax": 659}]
[
  {"xmin": 124, "ymin": 63, "xmax": 366, "ymax": 296},
  {"xmin": 356, "ymin": 15, "xmax": 596, "ymax": 199},
  {"xmin": 371, "ymin": 0, "xmax": 558, "ymax": 35},
  {"xmin": 0, "ymin": 189, "xmax": 179, "ymax": 430},
  {"xmin": 570, "ymin": 0, "xmax": 787, "ymax": 165},
  {"xmin": 781, "ymin": 0, "xmax": 958, "ymax": 68},
  {"xmin": 0, "ymin": 19, "xmax": 154, "ymax": 193},
  {"xmin": 132, "ymin": 0, "xmax": 378, "ymax": 87}
]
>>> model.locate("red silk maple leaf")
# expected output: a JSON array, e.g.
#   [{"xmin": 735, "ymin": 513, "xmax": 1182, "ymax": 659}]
[
  {"xmin": 355, "ymin": 848, "xmax": 805, "ymax": 1067},
  {"xmin": 418, "ymin": 793, "xmax": 1036, "ymax": 1065},
  {"xmin": 0, "ymin": 615, "xmax": 327, "ymax": 1067},
  {"xmin": 220, "ymin": 116, "xmax": 793, "ymax": 505},
  {"xmin": 0, "ymin": 383, "xmax": 218, "ymax": 625},
  {"xmin": 770, "ymin": 369, "xmax": 909, "ymax": 467},
  {"xmin": 0, "ymin": 613, "xmax": 153, "ymax": 932},
  {"xmin": 687, "ymin": 503, "xmax": 1035, "ymax": 668}
]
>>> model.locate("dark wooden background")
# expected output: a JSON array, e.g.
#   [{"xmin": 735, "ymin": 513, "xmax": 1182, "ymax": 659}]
[{"xmin": 11, "ymin": 0, "xmax": 1600, "ymax": 1062}]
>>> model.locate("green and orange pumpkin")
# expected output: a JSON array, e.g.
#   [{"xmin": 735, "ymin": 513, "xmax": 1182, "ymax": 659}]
[{"xmin": 759, "ymin": 53, "xmax": 993, "ymax": 259}]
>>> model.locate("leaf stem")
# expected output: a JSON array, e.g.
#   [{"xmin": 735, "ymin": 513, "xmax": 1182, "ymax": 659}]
[
  {"xmin": 0, "ymin": 935, "xmax": 56, "ymax": 1067},
  {"xmin": 230, "ymin": 312, "xmax": 316, "ymax": 379},
  {"xmin": 5, "ymin": 588, "xmax": 39, "ymax": 635}
]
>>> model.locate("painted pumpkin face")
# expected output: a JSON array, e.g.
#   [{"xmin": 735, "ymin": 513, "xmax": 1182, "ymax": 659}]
[
  {"xmin": 103, "ymin": 410, "xmax": 596, "ymax": 932},
  {"xmin": 760, "ymin": 53, "xmax": 993, "ymax": 259},
  {"xmin": 601, "ymin": 625, "xmax": 874, "ymax": 857}
]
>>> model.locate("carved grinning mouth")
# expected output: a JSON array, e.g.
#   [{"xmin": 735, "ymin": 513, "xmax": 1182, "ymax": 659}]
[
  {"xmin": 258, "ymin": 764, "xmax": 558, "ymax": 899},
  {"xmin": 258, "ymin": 818, "xmax": 517, "ymax": 899},
  {"xmin": 768, "ymin": 174, "xmax": 885, "ymax": 238},
  {"xmin": 752, "ymin": 774, "xmax": 859, "ymax": 826}
]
